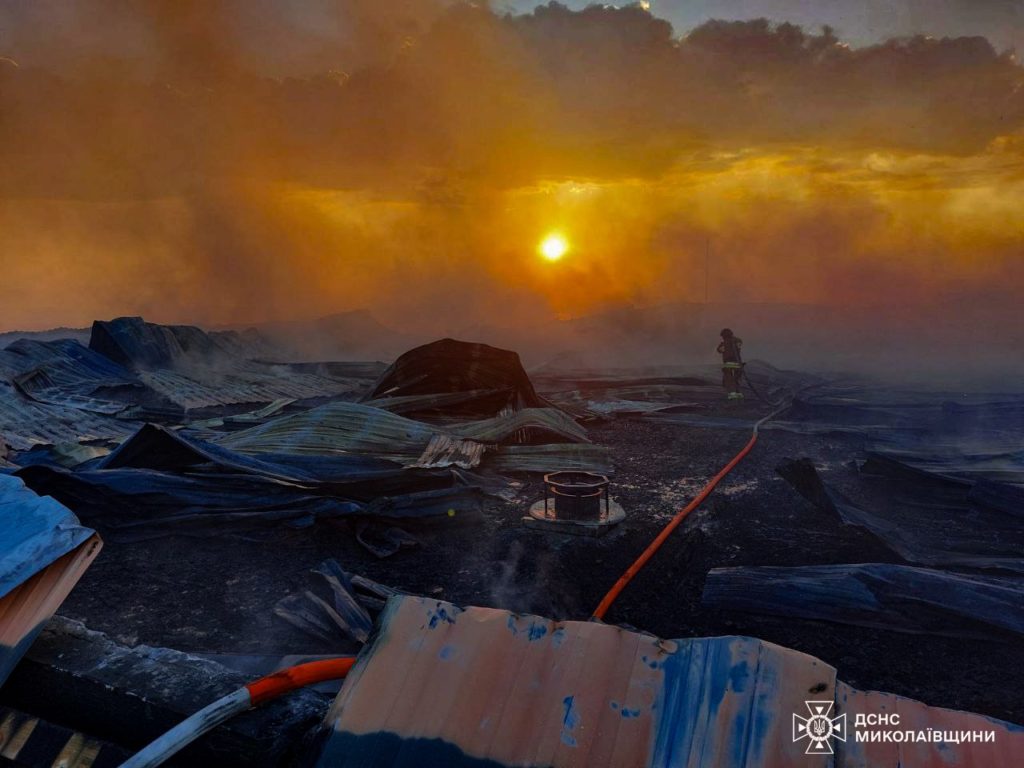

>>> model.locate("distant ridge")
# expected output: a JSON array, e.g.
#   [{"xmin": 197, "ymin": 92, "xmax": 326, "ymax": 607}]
[{"xmin": 0, "ymin": 327, "xmax": 90, "ymax": 348}]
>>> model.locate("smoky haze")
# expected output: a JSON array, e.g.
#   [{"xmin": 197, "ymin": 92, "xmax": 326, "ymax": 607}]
[{"xmin": 1, "ymin": 1, "xmax": 1022, "ymax": 384}]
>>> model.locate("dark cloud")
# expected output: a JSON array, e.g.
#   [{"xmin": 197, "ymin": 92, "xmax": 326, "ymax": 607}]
[{"xmin": 3, "ymin": 2, "xmax": 1023, "ymax": 199}]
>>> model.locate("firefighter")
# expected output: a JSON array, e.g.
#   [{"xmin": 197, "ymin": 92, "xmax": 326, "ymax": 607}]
[{"xmin": 717, "ymin": 328, "xmax": 744, "ymax": 400}]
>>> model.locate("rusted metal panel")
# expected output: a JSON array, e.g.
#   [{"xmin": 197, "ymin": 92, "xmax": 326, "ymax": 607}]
[
  {"xmin": 316, "ymin": 596, "xmax": 1022, "ymax": 767},
  {"xmin": 0, "ymin": 474, "xmax": 102, "ymax": 687},
  {"xmin": 316, "ymin": 596, "xmax": 835, "ymax": 767},
  {"xmin": 0, "ymin": 541, "xmax": 102, "ymax": 680},
  {"xmin": 409, "ymin": 434, "xmax": 486, "ymax": 469}
]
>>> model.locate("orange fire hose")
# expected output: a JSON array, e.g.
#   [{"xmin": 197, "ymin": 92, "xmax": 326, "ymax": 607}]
[
  {"xmin": 247, "ymin": 656, "xmax": 356, "ymax": 705},
  {"xmin": 591, "ymin": 402, "xmax": 790, "ymax": 621},
  {"xmin": 120, "ymin": 657, "xmax": 357, "ymax": 768}
]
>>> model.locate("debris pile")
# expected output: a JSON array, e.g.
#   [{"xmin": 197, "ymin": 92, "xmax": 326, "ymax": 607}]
[
  {"xmin": 694, "ymin": 384, "xmax": 1024, "ymax": 643},
  {"xmin": 2, "ymin": 319, "xmax": 1023, "ymax": 765},
  {"xmin": 365, "ymin": 338, "xmax": 549, "ymax": 418},
  {"xmin": 1, "ymin": 325, "xmax": 611, "ymax": 546}
]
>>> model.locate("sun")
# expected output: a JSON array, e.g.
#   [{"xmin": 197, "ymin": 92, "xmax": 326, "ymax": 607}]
[{"xmin": 539, "ymin": 233, "xmax": 569, "ymax": 261}]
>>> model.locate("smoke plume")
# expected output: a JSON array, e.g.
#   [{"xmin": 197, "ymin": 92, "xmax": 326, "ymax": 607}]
[{"xmin": 1, "ymin": 1, "xmax": 1022, "ymax": 377}]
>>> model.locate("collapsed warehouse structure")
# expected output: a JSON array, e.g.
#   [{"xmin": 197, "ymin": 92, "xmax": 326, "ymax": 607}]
[{"xmin": 1, "ymin": 316, "xmax": 1023, "ymax": 766}]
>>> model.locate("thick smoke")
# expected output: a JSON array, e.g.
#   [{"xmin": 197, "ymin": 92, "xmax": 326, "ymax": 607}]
[{"xmin": 1, "ymin": 1, "xmax": 1023, "ymax": 379}]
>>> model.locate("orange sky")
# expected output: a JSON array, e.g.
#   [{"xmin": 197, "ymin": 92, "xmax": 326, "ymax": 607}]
[{"xmin": 1, "ymin": 2, "xmax": 1023, "ymax": 333}]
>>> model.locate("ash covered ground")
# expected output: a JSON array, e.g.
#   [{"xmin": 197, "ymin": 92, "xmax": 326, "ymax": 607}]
[
  {"xmin": 57, "ymin": 392, "xmax": 1024, "ymax": 725},
  {"xmin": 4, "ymin": 317, "xmax": 1023, "ymax": 739}
]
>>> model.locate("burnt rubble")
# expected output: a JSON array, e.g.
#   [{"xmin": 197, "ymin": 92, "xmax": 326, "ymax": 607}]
[{"xmin": 2, "ymin": 319, "xmax": 1024, "ymax": 764}]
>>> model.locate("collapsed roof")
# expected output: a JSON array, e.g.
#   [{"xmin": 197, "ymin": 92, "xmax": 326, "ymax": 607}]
[
  {"xmin": 2, "ymin": 323, "xmax": 609, "ymax": 549},
  {"xmin": 0, "ymin": 318, "xmax": 370, "ymax": 452},
  {"xmin": 14, "ymin": 422, "xmax": 484, "ymax": 542},
  {"xmin": 89, "ymin": 316, "xmax": 262, "ymax": 371},
  {"xmin": 215, "ymin": 401, "xmax": 606, "ymax": 472},
  {"xmin": 89, "ymin": 316, "xmax": 360, "ymax": 411},
  {"xmin": 3, "ymin": 318, "xmax": 1023, "ymax": 764},
  {"xmin": 365, "ymin": 338, "xmax": 549, "ymax": 418}
]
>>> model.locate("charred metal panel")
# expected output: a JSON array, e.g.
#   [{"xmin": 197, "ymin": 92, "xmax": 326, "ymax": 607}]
[
  {"xmin": 4, "ymin": 617, "xmax": 330, "ymax": 768},
  {"xmin": 365, "ymin": 339, "xmax": 548, "ymax": 418},
  {"xmin": 217, "ymin": 402, "xmax": 442, "ymax": 462},
  {"xmin": 487, "ymin": 443, "xmax": 612, "ymax": 473},
  {"xmin": 0, "ymin": 383, "xmax": 136, "ymax": 452},
  {"xmin": 703, "ymin": 564, "xmax": 1024, "ymax": 639},
  {"xmin": 138, "ymin": 369, "xmax": 358, "ymax": 412},
  {"xmin": 0, "ymin": 706, "xmax": 129, "ymax": 767}
]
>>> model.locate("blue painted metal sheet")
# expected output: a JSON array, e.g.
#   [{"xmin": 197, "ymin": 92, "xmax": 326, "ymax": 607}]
[
  {"xmin": 702, "ymin": 563, "xmax": 1024, "ymax": 638},
  {"xmin": 0, "ymin": 473, "xmax": 101, "ymax": 686},
  {"xmin": 316, "ymin": 596, "xmax": 1024, "ymax": 767},
  {"xmin": 316, "ymin": 596, "xmax": 835, "ymax": 767},
  {"xmin": 0, "ymin": 474, "xmax": 95, "ymax": 598}
]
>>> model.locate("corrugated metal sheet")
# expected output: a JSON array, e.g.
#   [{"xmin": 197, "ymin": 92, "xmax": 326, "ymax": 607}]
[
  {"xmin": 0, "ymin": 382, "xmax": 136, "ymax": 452},
  {"xmin": 450, "ymin": 408, "xmax": 591, "ymax": 445},
  {"xmin": 216, "ymin": 402, "xmax": 441, "ymax": 461},
  {"xmin": 0, "ymin": 326, "xmax": 363, "ymax": 421},
  {"xmin": 409, "ymin": 435, "xmax": 487, "ymax": 469},
  {"xmin": 487, "ymin": 443, "xmax": 612, "ymax": 473},
  {"xmin": 316, "ymin": 596, "xmax": 1024, "ymax": 767},
  {"xmin": 364, "ymin": 390, "xmax": 507, "ymax": 416},
  {"xmin": 1, "ymin": 338, "xmax": 148, "ymax": 415},
  {"xmin": 702, "ymin": 564, "xmax": 1024, "ymax": 639},
  {"xmin": 138, "ymin": 367, "xmax": 360, "ymax": 412},
  {"xmin": 0, "ymin": 538, "xmax": 102, "ymax": 687},
  {"xmin": 0, "ymin": 474, "xmax": 102, "ymax": 686},
  {"xmin": 188, "ymin": 398, "xmax": 296, "ymax": 429},
  {"xmin": 0, "ymin": 475, "xmax": 97, "ymax": 596},
  {"xmin": 777, "ymin": 458, "xmax": 1024, "ymax": 573},
  {"xmin": 217, "ymin": 402, "xmax": 608, "ymax": 473}
]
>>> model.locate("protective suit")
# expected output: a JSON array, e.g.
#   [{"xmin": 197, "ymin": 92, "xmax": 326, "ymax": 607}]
[{"xmin": 717, "ymin": 328, "xmax": 744, "ymax": 400}]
